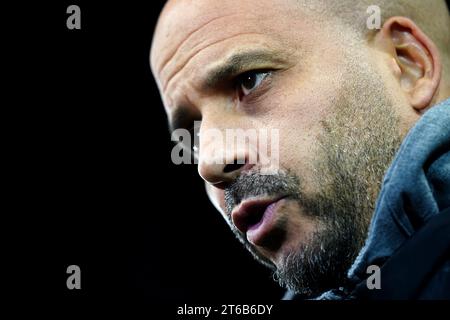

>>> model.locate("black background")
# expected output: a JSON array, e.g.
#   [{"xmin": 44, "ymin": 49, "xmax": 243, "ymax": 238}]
[
  {"xmin": 22, "ymin": 0, "xmax": 282, "ymax": 309},
  {"xmin": 15, "ymin": 0, "xmax": 450, "ymax": 315}
]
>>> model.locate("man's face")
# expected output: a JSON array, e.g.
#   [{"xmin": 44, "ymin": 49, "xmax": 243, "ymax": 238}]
[{"xmin": 151, "ymin": 0, "xmax": 403, "ymax": 295}]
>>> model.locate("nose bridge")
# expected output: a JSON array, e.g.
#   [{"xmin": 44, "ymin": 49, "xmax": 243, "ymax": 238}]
[{"xmin": 197, "ymin": 113, "xmax": 255, "ymax": 187}]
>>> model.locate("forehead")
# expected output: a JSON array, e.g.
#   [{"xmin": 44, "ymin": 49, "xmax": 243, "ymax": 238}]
[
  {"xmin": 152, "ymin": 0, "xmax": 292, "ymax": 58},
  {"xmin": 150, "ymin": 0, "xmax": 325, "ymax": 124},
  {"xmin": 151, "ymin": 0, "xmax": 305, "ymax": 79}
]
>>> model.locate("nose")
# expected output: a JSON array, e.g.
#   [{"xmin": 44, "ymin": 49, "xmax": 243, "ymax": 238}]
[{"xmin": 198, "ymin": 147, "xmax": 254, "ymax": 189}]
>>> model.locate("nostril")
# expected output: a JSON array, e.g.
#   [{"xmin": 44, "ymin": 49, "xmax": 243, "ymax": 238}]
[{"xmin": 223, "ymin": 162, "xmax": 245, "ymax": 173}]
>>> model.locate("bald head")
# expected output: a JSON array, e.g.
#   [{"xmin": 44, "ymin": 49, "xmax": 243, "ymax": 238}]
[{"xmin": 151, "ymin": 0, "xmax": 450, "ymax": 108}]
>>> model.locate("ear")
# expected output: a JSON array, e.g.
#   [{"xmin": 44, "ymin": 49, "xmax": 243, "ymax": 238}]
[{"xmin": 374, "ymin": 17, "xmax": 442, "ymax": 112}]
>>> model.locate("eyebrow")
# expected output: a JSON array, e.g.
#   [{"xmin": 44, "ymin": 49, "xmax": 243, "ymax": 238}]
[
  {"xmin": 168, "ymin": 49, "xmax": 284, "ymax": 133},
  {"xmin": 202, "ymin": 49, "xmax": 283, "ymax": 90}
]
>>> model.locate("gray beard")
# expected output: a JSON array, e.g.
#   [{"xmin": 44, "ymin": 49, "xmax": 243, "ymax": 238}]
[{"xmin": 224, "ymin": 80, "xmax": 402, "ymax": 296}]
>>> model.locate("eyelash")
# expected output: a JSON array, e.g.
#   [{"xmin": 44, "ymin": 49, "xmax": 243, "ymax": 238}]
[{"xmin": 234, "ymin": 70, "xmax": 272, "ymax": 101}]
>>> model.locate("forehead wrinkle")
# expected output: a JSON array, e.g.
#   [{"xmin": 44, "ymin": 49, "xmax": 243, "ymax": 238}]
[
  {"xmin": 162, "ymin": 31, "xmax": 264, "ymax": 94},
  {"xmin": 156, "ymin": 13, "xmax": 238, "ymax": 77}
]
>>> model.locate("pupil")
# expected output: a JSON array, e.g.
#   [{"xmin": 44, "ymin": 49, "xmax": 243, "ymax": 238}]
[{"xmin": 243, "ymin": 74, "xmax": 256, "ymax": 90}]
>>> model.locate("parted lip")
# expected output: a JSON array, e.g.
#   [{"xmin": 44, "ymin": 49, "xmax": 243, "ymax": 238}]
[{"xmin": 231, "ymin": 195, "xmax": 287, "ymax": 234}]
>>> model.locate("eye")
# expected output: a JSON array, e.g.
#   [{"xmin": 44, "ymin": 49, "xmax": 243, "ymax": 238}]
[{"xmin": 236, "ymin": 71, "xmax": 270, "ymax": 98}]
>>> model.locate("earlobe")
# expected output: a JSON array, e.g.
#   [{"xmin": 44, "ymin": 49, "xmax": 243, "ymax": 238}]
[{"xmin": 376, "ymin": 17, "xmax": 442, "ymax": 112}]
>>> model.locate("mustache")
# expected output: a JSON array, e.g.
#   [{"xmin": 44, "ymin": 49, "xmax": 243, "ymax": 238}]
[{"xmin": 224, "ymin": 170, "xmax": 302, "ymax": 216}]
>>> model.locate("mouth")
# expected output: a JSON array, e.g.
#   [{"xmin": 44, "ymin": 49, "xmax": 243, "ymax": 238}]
[{"xmin": 231, "ymin": 195, "xmax": 288, "ymax": 246}]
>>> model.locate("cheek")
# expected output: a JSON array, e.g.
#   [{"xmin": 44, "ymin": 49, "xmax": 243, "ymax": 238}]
[{"xmin": 264, "ymin": 64, "xmax": 346, "ymax": 188}]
